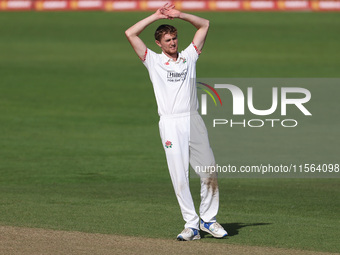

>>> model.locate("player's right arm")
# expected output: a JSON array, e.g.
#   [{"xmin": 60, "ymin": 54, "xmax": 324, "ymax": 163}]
[{"xmin": 125, "ymin": 4, "xmax": 171, "ymax": 60}]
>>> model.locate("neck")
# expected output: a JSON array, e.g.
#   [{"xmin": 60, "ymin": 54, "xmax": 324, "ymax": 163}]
[{"xmin": 163, "ymin": 51, "xmax": 178, "ymax": 61}]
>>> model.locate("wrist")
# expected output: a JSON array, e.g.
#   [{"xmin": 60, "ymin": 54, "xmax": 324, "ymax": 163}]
[
  {"xmin": 151, "ymin": 13, "xmax": 159, "ymax": 20},
  {"xmin": 178, "ymin": 12, "xmax": 185, "ymax": 19},
  {"xmin": 150, "ymin": 13, "xmax": 161, "ymax": 22}
]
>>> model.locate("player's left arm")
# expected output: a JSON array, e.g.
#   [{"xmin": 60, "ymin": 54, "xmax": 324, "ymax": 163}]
[
  {"xmin": 179, "ymin": 12, "xmax": 210, "ymax": 52},
  {"xmin": 163, "ymin": 5, "xmax": 210, "ymax": 52}
]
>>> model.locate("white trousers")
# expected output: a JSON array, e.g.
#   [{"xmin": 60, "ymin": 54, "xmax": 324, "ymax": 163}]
[{"xmin": 159, "ymin": 111, "xmax": 219, "ymax": 230}]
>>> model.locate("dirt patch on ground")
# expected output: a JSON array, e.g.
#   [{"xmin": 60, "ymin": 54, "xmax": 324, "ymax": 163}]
[{"xmin": 0, "ymin": 226, "xmax": 337, "ymax": 255}]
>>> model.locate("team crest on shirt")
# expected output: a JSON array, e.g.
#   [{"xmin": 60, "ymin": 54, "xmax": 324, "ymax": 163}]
[{"xmin": 165, "ymin": 140, "xmax": 173, "ymax": 148}]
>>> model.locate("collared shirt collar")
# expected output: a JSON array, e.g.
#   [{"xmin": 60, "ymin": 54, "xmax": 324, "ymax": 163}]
[{"xmin": 162, "ymin": 51, "xmax": 182, "ymax": 64}]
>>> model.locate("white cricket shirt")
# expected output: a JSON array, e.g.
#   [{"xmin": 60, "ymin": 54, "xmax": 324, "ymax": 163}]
[{"xmin": 142, "ymin": 43, "xmax": 200, "ymax": 117}]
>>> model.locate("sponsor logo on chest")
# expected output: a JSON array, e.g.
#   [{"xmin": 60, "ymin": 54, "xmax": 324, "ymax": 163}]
[{"xmin": 167, "ymin": 69, "xmax": 187, "ymax": 83}]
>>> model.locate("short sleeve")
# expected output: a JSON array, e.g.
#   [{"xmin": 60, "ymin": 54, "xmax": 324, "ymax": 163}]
[
  {"xmin": 183, "ymin": 42, "xmax": 201, "ymax": 62},
  {"xmin": 142, "ymin": 48, "xmax": 157, "ymax": 69}
]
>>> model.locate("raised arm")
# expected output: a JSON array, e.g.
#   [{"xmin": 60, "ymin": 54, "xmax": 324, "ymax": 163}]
[
  {"xmin": 125, "ymin": 4, "xmax": 171, "ymax": 60},
  {"xmin": 162, "ymin": 5, "xmax": 210, "ymax": 52}
]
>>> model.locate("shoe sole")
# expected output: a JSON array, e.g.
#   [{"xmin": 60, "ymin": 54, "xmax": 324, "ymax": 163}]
[
  {"xmin": 200, "ymin": 224, "xmax": 227, "ymax": 238},
  {"xmin": 176, "ymin": 234, "xmax": 201, "ymax": 241}
]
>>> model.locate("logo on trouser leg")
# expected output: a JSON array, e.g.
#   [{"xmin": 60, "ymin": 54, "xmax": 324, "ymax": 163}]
[{"xmin": 165, "ymin": 140, "xmax": 173, "ymax": 148}]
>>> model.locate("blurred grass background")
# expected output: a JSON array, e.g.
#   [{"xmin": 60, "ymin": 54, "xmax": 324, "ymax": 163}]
[{"xmin": 0, "ymin": 12, "xmax": 339, "ymax": 252}]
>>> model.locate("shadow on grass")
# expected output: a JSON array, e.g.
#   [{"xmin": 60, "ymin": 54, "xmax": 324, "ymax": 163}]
[{"xmin": 201, "ymin": 222, "xmax": 272, "ymax": 238}]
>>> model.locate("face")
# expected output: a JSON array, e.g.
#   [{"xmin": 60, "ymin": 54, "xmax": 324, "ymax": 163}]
[{"xmin": 156, "ymin": 33, "xmax": 178, "ymax": 56}]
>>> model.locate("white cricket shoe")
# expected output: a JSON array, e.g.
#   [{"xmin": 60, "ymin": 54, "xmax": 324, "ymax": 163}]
[
  {"xmin": 200, "ymin": 219, "xmax": 228, "ymax": 238},
  {"xmin": 176, "ymin": 228, "xmax": 201, "ymax": 241}
]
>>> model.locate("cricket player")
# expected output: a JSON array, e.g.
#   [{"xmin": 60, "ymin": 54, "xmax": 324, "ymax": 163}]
[{"xmin": 125, "ymin": 3, "xmax": 227, "ymax": 241}]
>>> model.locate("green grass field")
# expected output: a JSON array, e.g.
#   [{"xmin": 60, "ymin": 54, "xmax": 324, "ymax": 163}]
[{"xmin": 0, "ymin": 12, "xmax": 339, "ymax": 253}]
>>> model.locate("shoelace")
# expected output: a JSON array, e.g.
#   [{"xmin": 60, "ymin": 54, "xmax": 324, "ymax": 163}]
[
  {"xmin": 182, "ymin": 228, "xmax": 193, "ymax": 234},
  {"xmin": 211, "ymin": 222, "xmax": 223, "ymax": 232}
]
